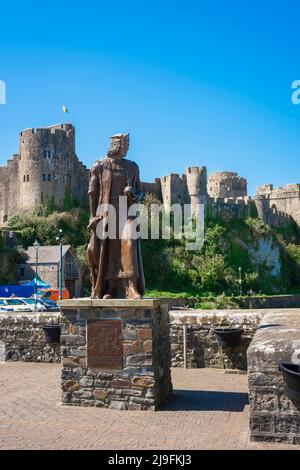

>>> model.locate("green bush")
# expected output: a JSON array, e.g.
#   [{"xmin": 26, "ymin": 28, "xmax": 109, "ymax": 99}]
[{"xmin": 4, "ymin": 202, "xmax": 300, "ymax": 297}]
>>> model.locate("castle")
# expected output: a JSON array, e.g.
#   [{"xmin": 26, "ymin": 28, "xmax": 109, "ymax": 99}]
[
  {"xmin": 0, "ymin": 124, "xmax": 88, "ymax": 223},
  {"xmin": 1, "ymin": 123, "xmax": 300, "ymax": 229}
]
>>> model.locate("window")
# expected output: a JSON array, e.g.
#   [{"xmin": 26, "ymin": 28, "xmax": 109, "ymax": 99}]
[
  {"xmin": 48, "ymin": 150, "xmax": 51, "ymax": 158},
  {"xmin": 27, "ymin": 175, "xmax": 29, "ymax": 182},
  {"xmin": 43, "ymin": 150, "xmax": 47, "ymax": 158},
  {"xmin": 47, "ymin": 174, "xmax": 51, "ymax": 181},
  {"xmin": 43, "ymin": 174, "xmax": 46, "ymax": 181},
  {"xmin": 23, "ymin": 175, "xmax": 26, "ymax": 182},
  {"xmin": 65, "ymin": 252, "xmax": 79, "ymax": 279},
  {"xmin": 6, "ymin": 299, "xmax": 24, "ymax": 305}
]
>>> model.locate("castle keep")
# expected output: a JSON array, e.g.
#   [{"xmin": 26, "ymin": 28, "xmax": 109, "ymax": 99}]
[
  {"xmin": 0, "ymin": 123, "xmax": 300, "ymax": 229},
  {"xmin": 0, "ymin": 124, "xmax": 88, "ymax": 223}
]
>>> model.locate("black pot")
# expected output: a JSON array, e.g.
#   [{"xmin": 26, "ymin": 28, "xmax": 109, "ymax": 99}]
[
  {"xmin": 42, "ymin": 325, "xmax": 61, "ymax": 344},
  {"xmin": 279, "ymin": 362, "xmax": 300, "ymax": 405},
  {"xmin": 213, "ymin": 327, "xmax": 243, "ymax": 348}
]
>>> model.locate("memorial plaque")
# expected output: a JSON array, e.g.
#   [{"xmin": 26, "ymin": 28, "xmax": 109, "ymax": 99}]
[{"xmin": 87, "ymin": 319, "xmax": 123, "ymax": 370}]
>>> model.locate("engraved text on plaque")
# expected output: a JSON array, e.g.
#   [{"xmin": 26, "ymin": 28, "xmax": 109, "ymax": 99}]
[{"xmin": 87, "ymin": 319, "xmax": 123, "ymax": 370}]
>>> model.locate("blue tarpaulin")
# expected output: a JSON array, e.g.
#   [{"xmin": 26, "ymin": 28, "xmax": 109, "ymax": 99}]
[
  {"xmin": 0, "ymin": 285, "xmax": 34, "ymax": 297},
  {"xmin": 0, "ymin": 277, "xmax": 50, "ymax": 297},
  {"xmin": 23, "ymin": 278, "xmax": 50, "ymax": 288}
]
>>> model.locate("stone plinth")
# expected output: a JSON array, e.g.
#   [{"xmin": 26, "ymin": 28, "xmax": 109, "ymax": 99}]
[
  {"xmin": 248, "ymin": 310, "xmax": 300, "ymax": 444},
  {"xmin": 59, "ymin": 298, "xmax": 172, "ymax": 410}
]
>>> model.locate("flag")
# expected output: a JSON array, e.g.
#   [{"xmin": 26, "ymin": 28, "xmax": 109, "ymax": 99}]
[{"xmin": 62, "ymin": 105, "xmax": 69, "ymax": 113}]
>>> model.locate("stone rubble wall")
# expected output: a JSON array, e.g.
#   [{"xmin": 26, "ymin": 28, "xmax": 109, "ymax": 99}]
[
  {"xmin": 170, "ymin": 309, "xmax": 265, "ymax": 370},
  {"xmin": 0, "ymin": 312, "xmax": 61, "ymax": 362},
  {"xmin": 0, "ymin": 308, "xmax": 267, "ymax": 372},
  {"xmin": 60, "ymin": 305, "xmax": 172, "ymax": 411}
]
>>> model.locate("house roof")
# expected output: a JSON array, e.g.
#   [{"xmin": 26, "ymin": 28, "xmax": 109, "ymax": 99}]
[{"xmin": 26, "ymin": 245, "xmax": 71, "ymax": 264}]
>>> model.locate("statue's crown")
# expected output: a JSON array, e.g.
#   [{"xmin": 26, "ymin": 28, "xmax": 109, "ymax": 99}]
[{"xmin": 110, "ymin": 133, "xmax": 129, "ymax": 142}]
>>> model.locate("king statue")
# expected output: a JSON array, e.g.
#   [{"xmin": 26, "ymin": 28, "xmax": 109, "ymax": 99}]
[{"xmin": 87, "ymin": 133, "xmax": 145, "ymax": 299}]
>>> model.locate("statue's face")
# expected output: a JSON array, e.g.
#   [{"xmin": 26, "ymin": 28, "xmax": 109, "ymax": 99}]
[
  {"xmin": 120, "ymin": 139, "xmax": 129, "ymax": 157},
  {"xmin": 108, "ymin": 135, "xmax": 129, "ymax": 158}
]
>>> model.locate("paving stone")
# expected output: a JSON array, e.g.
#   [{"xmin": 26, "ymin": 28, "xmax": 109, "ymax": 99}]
[{"xmin": 0, "ymin": 364, "xmax": 300, "ymax": 450}]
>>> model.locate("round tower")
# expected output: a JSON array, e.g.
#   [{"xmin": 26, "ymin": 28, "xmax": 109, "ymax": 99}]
[
  {"xmin": 253, "ymin": 194, "xmax": 270, "ymax": 225},
  {"xmin": 18, "ymin": 124, "xmax": 76, "ymax": 212},
  {"xmin": 208, "ymin": 172, "xmax": 247, "ymax": 199},
  {"xmin": 185, "ymin": 166, "xmax": 207, "ymax": 215}
]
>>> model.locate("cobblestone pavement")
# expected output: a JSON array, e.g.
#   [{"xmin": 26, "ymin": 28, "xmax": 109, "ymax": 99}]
[{"xmin": 0, "ymin": 363, "xmax": 299, "ymax": 450}]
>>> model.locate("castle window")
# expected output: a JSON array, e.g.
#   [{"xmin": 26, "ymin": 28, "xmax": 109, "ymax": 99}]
[
  {"xmin": 48, "ymin": 151, "xmax": 51, "ymax": 158},
  {"xmin": 27, "ymin": 175, "xmax": 29, "ymax": 182},
  {"xmin": 43, "ymin": 174, "xmax": 46, "ymax": 182},
  {"xmin": 43, "ymin": 150, "xmax": 47, "ymax": 158},
  {"xmin": 23, "ymin": 175, "xmax": 26, "ymax": 182},
  {"xmin": 47, "ymin": 174, "xmax": 51, "ymax": 182}
]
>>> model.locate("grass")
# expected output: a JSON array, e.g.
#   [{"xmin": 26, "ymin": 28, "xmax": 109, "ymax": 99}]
[
  {"xmin": 145, "ymin": 289, "xmax": 300, "ymax": 310},
  {"xmin": 144, "ymin": 289, "xmax": 198, "ymax": 299}
]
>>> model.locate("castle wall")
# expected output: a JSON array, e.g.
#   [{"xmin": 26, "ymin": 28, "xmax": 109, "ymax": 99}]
[
  {"xmin": 140, "ymin": 178, "xmax": 162, "ymax": 200},
  {"xmin": 160, "ymin": 173, "xmax": 189, "ymax": 208},
  {"xmin": 208, "ymin": 197, "xmax": 252, "ymax": 219},
  {"xmin": 255, "ymin": 184, "xmax": 300, "ymax": 227},
  {"xmin": 0, "ymin": 154, "xmax": 21, "ymax": 223}
]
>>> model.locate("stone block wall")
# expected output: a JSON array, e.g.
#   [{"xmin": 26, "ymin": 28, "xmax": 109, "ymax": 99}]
[
  {"xmin": 248, "ymin": 310, "xmax": 300, "ymax": 444},
  {"xmin": 60, "ymin": 300, "xmax": 172, "ymax": 410},
  {"xmin": 170, "ymin": 309, "xmax": 265, "ymax": 370},
  {"xmin": 0, "ymin": 312, "xmax": 61, "ymax": 362}
]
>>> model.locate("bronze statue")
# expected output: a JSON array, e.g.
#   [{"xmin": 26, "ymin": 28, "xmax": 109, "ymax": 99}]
[{"xmin": 87, "ymin": 133, "xmax": 145, "ymax": 299}]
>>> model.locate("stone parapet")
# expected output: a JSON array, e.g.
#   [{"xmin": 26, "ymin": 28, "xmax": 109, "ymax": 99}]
[
  {"xmin": 248, "ymin": 310, "xmax": 300, "ymax": 444},
  {"xmin": 0, "ymin": 312, "xmax": 61, "ymax": 362},
  {"xmin": 170, "ymin": 309, "xmax": 264, "ymax": 370}
]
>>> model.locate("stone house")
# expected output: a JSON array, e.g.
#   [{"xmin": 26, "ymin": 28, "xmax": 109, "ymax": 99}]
[{"xmin": 17, "ymin": 245, "xmax": 82, "ymax": 298}]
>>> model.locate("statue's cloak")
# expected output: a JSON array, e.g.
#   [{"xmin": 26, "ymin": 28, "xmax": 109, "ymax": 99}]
[{"xmin": 90, "ymin": 157, "xmax": 145, "ymax": 298}]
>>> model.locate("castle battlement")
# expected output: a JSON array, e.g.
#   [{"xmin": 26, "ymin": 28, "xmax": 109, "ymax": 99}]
[
  {"xmin": 186, "ymin": 166, "xmax": 207, "ymax": 174},
  {"xmin": 20, "ymin": 123, "xmax": 74, "ymax": 137}
]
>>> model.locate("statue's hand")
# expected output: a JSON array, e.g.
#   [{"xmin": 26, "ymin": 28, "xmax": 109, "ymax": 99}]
[
  {"xmin": 123, "ymin": 189, "xmax": 137, "ymax": 202},
  {"xmin": 87, "ymin": 216, "xmax": 100, "ymax": 231}
]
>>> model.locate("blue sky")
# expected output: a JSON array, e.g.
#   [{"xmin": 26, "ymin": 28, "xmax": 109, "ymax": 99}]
[{"xmin": 0, "ymin": 0, "xmax": 299, "ymax": 194}]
